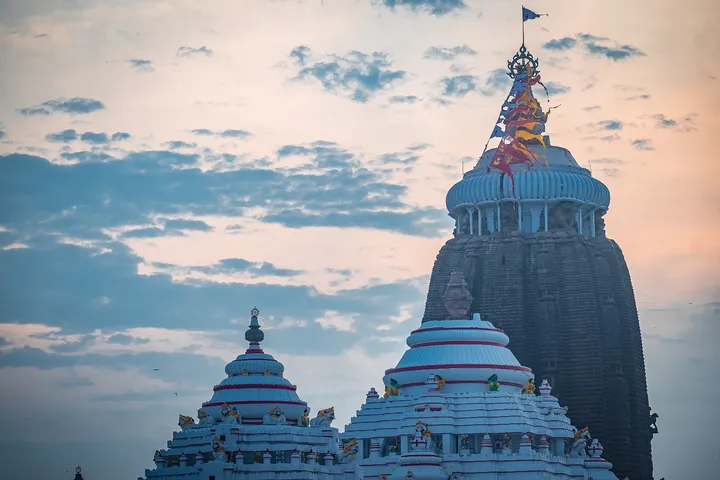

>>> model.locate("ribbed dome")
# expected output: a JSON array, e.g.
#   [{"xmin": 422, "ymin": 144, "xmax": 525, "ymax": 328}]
[
  {"xmin": 446, "ymin": 145, "xmax": 610, "ymax": 213},
  {"xmin": 201, "ymin": 308, "xmax": 308, "ymax": 424},
  {"xmin": 383, "ymin": 313, "xmax": 533, "ymax": 396}
]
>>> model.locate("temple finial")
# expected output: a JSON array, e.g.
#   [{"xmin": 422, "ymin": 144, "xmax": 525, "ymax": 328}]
[{"xmin": 245, "ymin": 306, "xmax": 264, "ymax": 343}]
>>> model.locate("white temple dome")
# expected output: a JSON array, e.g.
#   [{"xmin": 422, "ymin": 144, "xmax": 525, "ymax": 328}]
[
  {"xmin": 384, "ymin": 313, "xmax": 533, "ymax": 397},
  {"xmin": 202, "ymin": 307, "xmax": 308, "ymax": 424}
]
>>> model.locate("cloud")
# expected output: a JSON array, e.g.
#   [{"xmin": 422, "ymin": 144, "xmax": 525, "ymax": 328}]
[
  {"xmin": 423, "ymin": 44, "xmax": 476, "ymax": 60},
  {"xmin": 542, "ymin": 37, "xmax": 577, "ymax": 51},
  {"xmin": 597, "ymin": 120, "xmax": 623, "ymax": 131},
  {"xmin": 111, "ymin": 132, "xmax": 131, "ymax": 141},
  {"xmin": 218, "ymin": 129, "xmax": 252, "ymax": 139},
  {"xmin": 377, "ymin": 0, "xmax": 467, "ymax": 16},
  {"xmin": 627, "ymin": 94, "xmax": 651, "ymax": 101},
  {"xmin": 290, "ymin": 48, "xmax": 406, "ymax": 103},
  {"xmin": 17, "ymin": 97, "xmax": 106, "ymax": 116},
  {"xmin": 176, "ymin": 46, "xmax": 213, "ymax": 57},
  {"xmin": 190, "ymin": 129, "xmax": 252, "ymax": 138},
  {"xmin": 542, "ymin": 33, "xmax": 646, "ymax": 61},
  {"xmin": 121, "ymin": 227, "xmax": 186, "ymax": 239},
  {"xmin": 440, "ymin": 75, "xmax": 478, "ymax": 97},
  {"xmin": 477, "ymin": 68, "xmax": 512, "ymax": 96},
  {"xmin": 544, "ymin": 81, "xmax": 571, "ymax": 95},
  {"xmin": 202, "ymin": 258, "xmax": 304, "ymax": 277},
  {"xmin": 45, "ymin": 129, "xmax": 79, "ymax": 143},
  {"xmin": 631, "ymin": 139, "xmax": 654, "ymax": 151},
  {"xmin": 45, "ymin": 130, "xmax": 131, "ymax": 144},
  {"xmin": 163, "ymin": 219, "xmax": 213, "ymax": 231},
  {"xmin": 601, "ymin": 168, "xmax": 621, "ymax": 177},
  {"xmin": 653, "ymin": 114, "xmax": 697, "ymax": 132},
  {"xmin": 166, "ymin": 140, "xmax": 197, "ymax": 149},
  {"xmin": 0, "ymin": 125, "xmax": 5, "ymax": 141},
  {"xmin": 127, "ymin": 59, "xmax": 154, "ymax": 72},
  {"xmin": 583, "ymin": 105, "xmax": 601, "ymax": 111},
  {"xmin": 389, "ymin": 95, "xmax": 420, "ymax": 104},
  {"xmin": 0, "ymin": 140, "xmax": 446, "ymax": 241},
  {"xmin": 107, "ymin": 333, "xmax": 150, "ymax": 346}
]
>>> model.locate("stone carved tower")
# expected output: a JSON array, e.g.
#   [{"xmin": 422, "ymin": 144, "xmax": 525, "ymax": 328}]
[{"xmin": 421, "ymin": 42, "xmax": 653, "ymax": 480}]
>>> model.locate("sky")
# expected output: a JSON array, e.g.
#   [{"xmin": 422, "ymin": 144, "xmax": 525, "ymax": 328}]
[{"xmin": 0, "ymin": 0, "xmax": 718, "ymax": 478}]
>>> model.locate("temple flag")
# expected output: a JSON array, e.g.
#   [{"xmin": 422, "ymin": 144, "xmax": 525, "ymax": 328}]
[
  {"xmin": 490, "ymin": 125, "xmax": 505, "ymax": 138},
  {"xmin": 515, "ymin": 129, "xmax": 546, "ymax": 147},
  {"xmin": 522, "ymin": 7, "xmax": 546, "ymax": 21}
]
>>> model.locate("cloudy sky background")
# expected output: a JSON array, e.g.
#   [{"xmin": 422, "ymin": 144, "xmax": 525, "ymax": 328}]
[{"xmin": 0, "ymin": 0, "xmax": 718, "ymax": 478}]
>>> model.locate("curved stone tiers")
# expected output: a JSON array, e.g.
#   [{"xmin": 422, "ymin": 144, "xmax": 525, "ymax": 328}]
[{"xmin": 384, "ymin": 315, "xmax": 533, "ymax": 397}]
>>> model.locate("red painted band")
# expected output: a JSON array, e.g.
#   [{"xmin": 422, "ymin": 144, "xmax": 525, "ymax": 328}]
[
  {"xmin": 203, "ymin": 400, "xmax": 307, "ymax": 407},
  {"xmin": 399, "ymin": 379, "xmax": 525, "ymax": 388},
  {"xmin": 410, "ymin": 326, "xmax": 502, "ymax": 335},
  {"xmin": 213, "ymin": 384, "xmax": 297, "ymax": 392},
  {"xmin": 411, "ymin": 340, "xmax": 506, "ymax": 348},
  {"xmin": 385, "ymin": 363, "xmax": 531, "ymax": 375}
]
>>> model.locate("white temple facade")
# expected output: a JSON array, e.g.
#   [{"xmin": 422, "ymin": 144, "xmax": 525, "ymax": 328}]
[
  {"xmin": 140, "ymin": 298, "xmax": 619, "ymax": 480},
  {"xmin": 139, "ymin": 307, "xmax": 361, "ymax": 480},
  {"xmin": 339, "ymin": 284, "xmax": 620, "ymax": 480}
]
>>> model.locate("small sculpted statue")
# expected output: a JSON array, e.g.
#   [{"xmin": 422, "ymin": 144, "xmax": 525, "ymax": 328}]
[
  {"xmin": 178, "ymin": 414, "xmax": 195, "ymax": 431},
  {"xmin": 211, "ymin": 437, "xmax": 227, "ymax": 462},
  {"xmin": 460, "ymin": 434, "xmax": 470, "ymax": 450},
  {"xmin": 650, "ymin": 412, "xmax": 659, "ymax": 435},
  {"xmin": 241, "ymin": 368, "xmax": 248, "ymax": 376},
  {"xmin": 434, "ymin": 375, "xmax": 446, "ymax": 390},
  {"xmin": 522, "ymin": 378, "xmax": 535, "ymax": 395},
  {"xmin": 387, "ymin": 437, "xmax": 399, "ymax": 454},
  {"xmin": 253, "ymin": 451, "xmax": 262, "ymax": 463},
  {"xmin": 411, "ymin": 421, "xmax": 432, "ymax": 451},
  {"xmin": 221, "ymin": 403, "xmax": 241, "ymax": 424},
  {"xmin": 299, "ymin": 408, "xmax": 310, "ymax": 427},
  {"xmin": 263, "ymin": 406, "xmax": 286, "ymax": 425},
  {"xmin": 197, "ymin": 408, "xmax": 213, "ymax": 425},
  {"xmin": 569, "ymin": 427, "xmax": 592, "ymax": 457},
  {"xmin": 502, "ymin": 433, "xmax": 512, "ymax": 451},
  {"xmin": 384, "ymin": 378, "xmax": 399, "ymax": 398},
  {"xmin": 339, "ymin": 440, "xmax": 359, "ymax": 463},
  {"xmin": 310, "ymin": 407, "xmax": 335, "ymax": 427},
  {"xmin": 153, "ymin": 450, "xmax": 162, "ymax": 464},
  {"xmin": 487, "ymin": 374, "xmax": 500, "ymax": 392}
]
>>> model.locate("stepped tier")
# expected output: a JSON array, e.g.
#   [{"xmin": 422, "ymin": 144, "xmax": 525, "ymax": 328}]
[{"xmin": 384, "ymin": 314, "xmax": 533, "ymax": 396}]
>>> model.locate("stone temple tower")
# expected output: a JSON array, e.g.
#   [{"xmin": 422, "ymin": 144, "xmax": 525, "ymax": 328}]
[{"xmin": 422, "ymin": 43, "xmax": 653, "ymax": 480}]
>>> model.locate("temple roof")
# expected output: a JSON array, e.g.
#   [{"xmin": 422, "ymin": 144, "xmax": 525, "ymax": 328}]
[{"xmin": 201, "ymin": 307, "xmax": 308, "ymax": 423}]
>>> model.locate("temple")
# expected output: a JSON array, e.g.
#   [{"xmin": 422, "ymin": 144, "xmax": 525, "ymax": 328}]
[
  {"xmin": 423, "ymin": 38, "xmax": 654, "ymax": 479},
  {"xmin": 140, "ymin": 302, "xmax": 620, "ymax": 480},
  {"xmin": 138, "ymin": 22, "xmax": 652, "ymax": 480},
  {"xmin": 139, "ymin": 307, "xmax": 357, "ymax": 480}
]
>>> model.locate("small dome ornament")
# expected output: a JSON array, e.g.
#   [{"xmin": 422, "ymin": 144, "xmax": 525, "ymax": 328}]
[{"xmin": 245, "ymin": 306, "xmax": 264, "ymax": 343}]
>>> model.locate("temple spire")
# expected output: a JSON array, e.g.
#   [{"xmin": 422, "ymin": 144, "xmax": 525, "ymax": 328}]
[{"xmin": 244, "ymin": 306, "xmax": 265, "ymax": 354}]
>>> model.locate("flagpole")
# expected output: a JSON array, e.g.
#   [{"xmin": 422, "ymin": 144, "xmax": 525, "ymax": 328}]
[{"xmin": 521, "ymin": 5, "xmax": 525, "ymax": 45}]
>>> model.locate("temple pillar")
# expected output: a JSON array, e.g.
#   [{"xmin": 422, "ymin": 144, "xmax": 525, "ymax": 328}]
[
  {"xmin": 442, "ymin": 434, "xmax": 452, "ymax": 455},
  {"xmin": 400, "ymin": 435, "xmax": 409, "ymax": 455},
  {"xmin": 517, "ymin": 202, "xmax": 523, "ymax": 231},
  {"xmin": 590, "ymin": 209, "xmax": 596, "ymax": 237},
  {"xmin": 496, "ymin": 203, "xmax": 502, "ymax": 232},
  {"xmin": 544, "ymin": 202, "xmax": 549, "ymax": 232},
  {"xmin": 529, "ymin": 204, "xmax": 542, "ymax": 233},
  {"xmin": 486, "ymin": 208, "xmax": 496, "ymax": 233},
  {"xmin": 358, "ymin": 439, "xmax": 366, "ymax": 459},
  {"xmin": 467, "ymin": 207, "xmax": 474, "ymax": 235}
]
